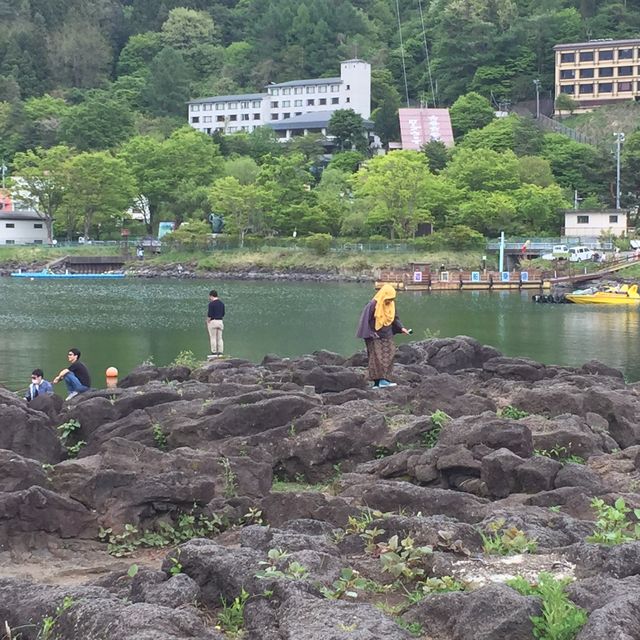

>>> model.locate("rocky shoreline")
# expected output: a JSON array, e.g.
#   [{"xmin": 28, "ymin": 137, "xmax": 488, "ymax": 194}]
[{"xmin": 1, "ymin": 337, "xmax": 640, "ymax": 639}]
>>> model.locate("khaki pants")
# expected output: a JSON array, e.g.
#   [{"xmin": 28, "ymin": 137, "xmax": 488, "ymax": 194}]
[{"xmin": 207, "ymin": 319, "xmax": 224, "ymax": 354}]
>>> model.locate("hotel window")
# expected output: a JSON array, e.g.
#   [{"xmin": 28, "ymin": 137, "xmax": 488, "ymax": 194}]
[
  {"xmin": 619, "ymin": 81, "xmax": 633, "ymax": 92},
  {"xmin": 560, "ymin": 52, "xmax": 575, "ymax": 63},
  {"xmin": 215, "ymin": 103, "xmax": 224, "ymax": 110},
  {"xmin": 577, "ymin": 215, "xmax": 589, "ymax": 224},
  {"xmin": 282, "ymin": 88, "xmax": 291, "ymax": 95},
  {"xmin": 295, "ymin": 112, "xmax": 302, "ymax": 115},
  {"xmin": 252, "ymin": 100, "xmax": 261, "ymax": 107},
  {"xmin": 318, "ymin": 85, "xmax": 327, "ymax": 93},
  {"xmin": 271, "ymin": 88, "xmax": 279, "ymax": 95},
  {"xmin": 203, "ymin": 116, "xmax": 212, "ymax": 122},
  {"xmin": 33, "ymin": 239, "xmax": 43, "ymax": 244},
  {"xmin": 579, "ymin": 51, "xmax": 594, "ymax": 62},
  {"xmin": 331, "ymin": 97, "xmax": 339, "ymax": 104},
  {"xmin": 306, "ymin": 86, "xmax": 315, "ymax": 94},
  {"xmin": 346, "ymin": 97, "xmax": 350, "ymax": 103},
  {"xmin": 241, "ymin": 114, "xmax": 249, "ymax": 120},
  {"xmin": 253, "ymin": 113, "xmax": 261, "ymax": 119},
  {"xmin": 34, "ymin": 223, "xmax": 43, "ymax": 229},
  {"xmin": 217, "ymin": 115, "xmax": 225, "ymax": 122},
  {"xmin": 610, "ymin": 215, "xmax": 619, "ymax": 223},
  {"xmin": 346, "ymin": 84, "xmax": 350, "ymax": 89},
  {"xmin": 228, "ymin": 126, "xmax": 236, "ymax": 132},
  {"xmin": 192, "ymin": 105, "xmax": 200, "ymax": 111},
  {"xmin": 271, "ymin": 101, "xmax": 278, "ymax": 108},
  {"xmin": 598, "ymin": 82, "xmax": 613, "ymax": 93},
  {"xmin": 294, "ymin": 87, "xmax": 303, "ymax": 94},
  {"xmin": 579, "ymin": 83, "xmax": 593, "ymax": 94},
  {"xmin": 560, "ymin": 69, "xmax": 575, "ymax": 79},
  {"xmin": 319, "ymin": 98, "xmax": 327, "ymax": 105},
  {"xmin": 229, "ymin": 114, "xmax": 237, "ymax": 121},
  {"xmin": 191, "ymin": 116, "xmax": 200, "ymax": 123},
  {"xmin": 619, "ymin": 48, "xmax": 633, "ymax": 59},
  {"xmin": 599, "ymin": 67, "xmax": 614, "ymax": 77},
  {"xmin": 294, "ymin": 99, "xmax": 302, "ymax": 106},
  {"xmin": 5, "ymin": 239, "xmax": 14, "ymax": 244},
  {"xmin": 229, "ymin": 102, "xmax": 237, "ymax": 109},
  {"xmin": 240, "ymin": 101, "xmax": 249, "ymax": 108},
  {"xmin": 599, "ymin": 49, "xmax": 614, "ymax": 61},
  {"xmin": 307, "ymin": 99, "xmax": 315, "ymax": 106},
  {"xmin": 5, "ymin": 223, "xmax": 14, "ymax": 228},
  {"xmin": 330, "ymin": 84, "xmax": 340, "ymax": 92},
  {"xmin": 282, "ymin": 100, "xmax": 290, "ymax": 107},
  {"xmin": 580, "ymin": 68, "xmax": 594, "ymax": 78},
  {"xmin": 271, "ymin": 114, "xmax": 279, "ymax": 120},
  {"xmin": 283, "ymin": 113, "xmax": 290, "ymax": 119},
  {"xmin": 201, "ymin": 104, "xmax": 209, "ymax": 111},
  {"xmin": 619, "ymin": 66, "xmax": 633, "ymax": 76},
  {"xmin": 560, "ymin": 85, "xmax": 575, "ymax": 94}
]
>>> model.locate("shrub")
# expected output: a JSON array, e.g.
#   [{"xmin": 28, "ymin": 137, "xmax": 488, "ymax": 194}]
[
  {"xmin": 587, "ymin": 497, "xmax": 640, "ymax": 545},
  {"xmin": 305, "ymin": 233, "xmax": 333, "ymax": 255}
]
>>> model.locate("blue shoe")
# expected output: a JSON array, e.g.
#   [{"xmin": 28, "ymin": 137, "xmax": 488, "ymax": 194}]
[{"xmin": 378, "ymin": 379, "xmax": 397, "ymax": 388}]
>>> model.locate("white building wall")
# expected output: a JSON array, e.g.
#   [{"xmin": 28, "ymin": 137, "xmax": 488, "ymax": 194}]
[
  {"xmin": 0, "ymin": 218, "xmax": 48, "ymax": 244},
  {"xmin": 340, "ymin": 59, "xmax": 371, "ymax": 118},
  {"xmin": 564, "ymin": 211, "xmax": 627, "ymax": 237}
]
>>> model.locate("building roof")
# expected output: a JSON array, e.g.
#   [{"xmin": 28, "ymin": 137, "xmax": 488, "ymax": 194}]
[
  {"xmin": 188, "ymin": 93, "xmax": 267, "ymax": 105},
  {"xmin": 266, "ymin": 110, "xmax": 373, "ymax": 131},
  {"xmin": 0, "ymin": 210, "xmax": 44, "ymax": 221},
  {"xmin": 554, "ymin": 38, "xmax": 640, "ymax": 51},
  {"xmin": 266, "ymin": 77, "xmax": 341, "ymax": 89}
]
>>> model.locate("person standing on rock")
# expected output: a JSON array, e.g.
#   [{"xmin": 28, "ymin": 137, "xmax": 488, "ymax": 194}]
[
  {"xmin": 53, "ymin": 348, "xmax": 92, "ymax": 401},
  {"xmin": 207, "ymin": 289, "xmax": 225, "ymax": 358},
  {"xmin": 356, "ymin": 284, "xmax": 411, "ymax": 388}
]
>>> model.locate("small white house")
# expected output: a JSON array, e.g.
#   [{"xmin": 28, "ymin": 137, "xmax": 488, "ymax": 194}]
[
  {"xmin": 0, "ymin": 211, "xmax": 49, "ymax": 245},
  {"xmin": 564, "ymin": 209, "xmax": 627, "ymax": 238}
]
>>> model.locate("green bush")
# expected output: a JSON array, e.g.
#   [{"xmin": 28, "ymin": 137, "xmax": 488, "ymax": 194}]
[{"xmin": 305, "ymin": 233, "xmax": 333, "ymax": 255}]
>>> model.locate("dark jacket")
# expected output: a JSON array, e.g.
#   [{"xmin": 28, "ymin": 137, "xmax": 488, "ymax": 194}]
[{"xmin": 356, "ymin": 299, "xmax": 404, "ymax": 339}]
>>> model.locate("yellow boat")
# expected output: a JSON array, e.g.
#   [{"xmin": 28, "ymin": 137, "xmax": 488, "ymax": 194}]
[{"xmin": 566, "ymin": 283, "xmax": 640, "ymax": 305}]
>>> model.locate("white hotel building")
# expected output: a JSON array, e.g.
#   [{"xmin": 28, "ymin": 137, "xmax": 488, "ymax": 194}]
[{"xmin": 187, "ymin": 59, "xmax": 371, "ymax": 139}]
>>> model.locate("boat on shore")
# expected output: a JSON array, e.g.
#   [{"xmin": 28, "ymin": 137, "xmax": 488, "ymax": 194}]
[
  {"xmin": 565, "ymin": 283, "xmax": 640, "ymax": 305},
  {"xmin": 11, "ymin": 271, "xmax": 125, "ymax": 279}
]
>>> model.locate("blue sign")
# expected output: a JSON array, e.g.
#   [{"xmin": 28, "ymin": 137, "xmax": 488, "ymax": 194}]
[
  {"xmin": 521, "ymin": 271, "xmax": 529, "ymax": 282},
  {"xmin": 501, "ymin": 272, "xmax": 510, "ymax": 282},
  {"xmin": 471, "ymin": 271, "xmax": 480, "ymax": 282},
  {"xmin": 413, "ymin": 271, "xmax": 422, "ymax": 282}
]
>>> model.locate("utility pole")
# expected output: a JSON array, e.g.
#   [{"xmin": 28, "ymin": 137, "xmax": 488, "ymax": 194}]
[
  {"xmin": 614, "ymin": 132, "xmax": 625, "ymax": 210},
  {"xmin": 533, "ymin": 79, "xmax": 541, "ymax": 119},
  {"xmin": 574, "ymin": 190, "xmax": 581, "ymax": 210},
  {"xmin": 0, "ymin": 160, "xmax": 7, "ymax": 190}
]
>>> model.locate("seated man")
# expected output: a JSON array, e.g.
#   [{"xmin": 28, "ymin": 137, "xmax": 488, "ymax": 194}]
[
  {"xmin": 53, "ymin": 347, "xmax": 92, "ymax": 401},
  {"xmin": 24, "ymin": 368, "xmax": 54, "ymax": 402}
]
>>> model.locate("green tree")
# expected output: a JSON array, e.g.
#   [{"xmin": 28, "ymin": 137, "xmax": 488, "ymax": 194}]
[
  {"xmin": 444, "ymin": 148, "xmax": 521, "ymax": 192},
  {"xmin": 555, "ymin": 93, "xmax": 578, "ymax": 119},
  {"xmin": 453, "ymin": 191, "xmax": 518, "ymax": 236},
  {"xmin": 422, "ymin": 140, "xmax": 450, "ymax": 173},
  {"xmin": 209, "ymin": 176, "xmax": 264, "ymax": 247},
  {"xmin": 327, "ymin": 151, "xmax": 364, "ymax": 174},
  {"xmin": 517, "ymin": 156, "xmax": 555, "ymax": 187},
  {"xmin": 224, "ymin": 156, "xmax": 260, "ymax": 185},
  {"xmin": 459, "ymin": 115, "xmax": 544, "ymax": 156},
  {"xmin": 449, "ymin": 92, "xmax": 496, "ymax": 139},
  {"xmin": 61, "ymin": 93, "xmax": 135, "ymax": 151},
  {"xmin": 21, "ymin": 94, "xmax": 70, "ymax": 148},
  {"xmin": 11, "ymin": 145, "xmax": 74, "ymax": 242},
  {"xmin": 143, "ymin": 47, "xmax": 192, "ymax": 118},
  {"xmin": 512, "ymin": 184, "xmax": 569, "ymax": 233},
  {"xmin": 160, "ymin": 8, "xmax": 217, "ymax": 50},
  {"xmin": 352, "ymin": 151, "xmax": 432, "ymax": 239},
  {"xmin": 315, "ymin": 166, "xmax": 352, "ymax": 235},
  {"xmin": 371, "ymin": 69, "xmax": 401, "ymax": 146},
  {"xmin": 328, "ymin": 109, "xmax": 368, "ymax": 152},
  {"xmin": 116, "ymin": 31, "xmax": 164, "ymax": 76},
  {"xmin": 61, "ymin": 152, "xmax": 136, "ymax": 239}
]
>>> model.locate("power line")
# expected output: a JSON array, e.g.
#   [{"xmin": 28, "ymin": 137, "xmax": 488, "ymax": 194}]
[
  {"xmin": 417, "ymin": 0, "xmax": 436, "ymax": 107},
  {"xmin": 395, "ymin": 0, "xmax": 410, "ymax": 107}
]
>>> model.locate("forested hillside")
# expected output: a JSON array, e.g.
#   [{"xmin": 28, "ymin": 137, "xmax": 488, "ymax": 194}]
[{"xmin": 1, "ymin": 0, "xmax": 639, "ymax": 242}]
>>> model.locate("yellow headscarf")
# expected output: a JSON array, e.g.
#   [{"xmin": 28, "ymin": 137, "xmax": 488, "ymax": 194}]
[{"xmin": 373, "ymin": 284, "xmax": 396, "ymax": 330}]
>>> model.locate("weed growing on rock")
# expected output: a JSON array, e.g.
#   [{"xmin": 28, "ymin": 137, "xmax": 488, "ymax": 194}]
[
  {"xmin": 508, "ymin": 572, "xmax": 587, "ymax": 640},
  {"xmin": 377, "ymin": 535, "xmax": 432, "ymax": 580},
  {"xmin": 320, "ymin": 567, "xmax": 370, "ymax": 599},
  {"xmin": 255, "ymin": 548, "xmax": 309, "ymax": 581},
  {"xmin": 216, "ymin": 588, "xmax": 249, "ymax": 636},
  {"xmin": 219, "ymin": 456, "xmax": 238, "ymax": 497},
  {"xmin": 241, "ymin": 507, "xmax": 264, "ymax": 525},
  {"xmin": 403, "ymin": 576, "xmax": 466, "ymax": 606},
  {"xmin": 479, "ymin": 519, "xmax": 537, "ymax": 555},
  {"xmin": 360, "ymin": 526, "xmax": 386, "ymax": 554},
  {"xmin": 436, "ymin": 530, "xmax": 472, "ymax": 556},
  {"xmin": 499, "ymin": 405, "xmax": 530, "ymax": 419},
  {"xmin": 168, "ymin": 555, "xmax": 183, "ymax": 576},
  {"xmin": 535, "ymin": 445, "xmax": 585, "ymax": 465},
  {"xmin": 346, "ymin": 508, "xmax": 384, "ymax": 535},
  {"xmin": 39, "ymin": 596, "xmax": 74, "ymax": 640},
  {"xmin": 152, "ymin": 423, "xmax": 168, "ymax": 450},
  {"xmin": 587, "ymin": 497, "xmax": 640, "ymax": 545},
  {"xmin": 171, "ymin": 350, "xmax": 201, "ymax": 369},
  {"xmin": 422, "ymin": 410, "xmax": 450, "ymax": 448},
  {"xmin": 56, "ymin": 419, "xmax": 85, "ymax": 458},
  {"xmin": 395, "ymin": 618, "xmax": 424, "ymax": 636}
]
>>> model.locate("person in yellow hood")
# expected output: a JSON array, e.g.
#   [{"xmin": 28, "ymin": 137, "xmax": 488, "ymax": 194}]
[{"xmin": 355, "ymin": 284, "xmax": 411, "ymax": 388}]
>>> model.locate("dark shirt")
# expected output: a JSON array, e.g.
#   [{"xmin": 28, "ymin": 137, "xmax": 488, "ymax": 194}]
[
  {"xmin": 355, "ymin": 299, "xmax": 404, "ymax": 339},
  {"xmin": 69, "ymin": 360, "xmax": 91, "ymax": 387},
  {"xmin": 208, "ymin": 299, "xmax": 225, "ymax": 320}
]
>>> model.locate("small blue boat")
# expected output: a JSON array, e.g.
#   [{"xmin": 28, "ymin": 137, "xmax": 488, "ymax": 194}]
[{"xmin": 11, "ymin": 271, "xmax": 125, "ymax": 279}]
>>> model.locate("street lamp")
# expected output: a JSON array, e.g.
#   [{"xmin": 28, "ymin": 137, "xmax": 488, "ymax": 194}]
[
  {"xmin": 614, "ymin": 132, "xmax": 625, "ymax": 210},
  {"xmin": 533, "ymin": 79, "xmax": 540, "ymax": 119}
]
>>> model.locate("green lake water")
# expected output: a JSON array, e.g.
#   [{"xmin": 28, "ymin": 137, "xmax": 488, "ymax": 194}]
[{"xmin": 1, "ymin": 277, "xmax": 640, "ymax": 392}]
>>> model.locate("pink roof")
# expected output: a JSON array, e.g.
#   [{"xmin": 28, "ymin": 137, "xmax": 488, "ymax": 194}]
[{"xmin": 399, "ymin": 108, "xmax": 455, "ymax": 149}]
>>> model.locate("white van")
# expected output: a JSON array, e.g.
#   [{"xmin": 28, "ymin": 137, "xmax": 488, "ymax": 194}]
[
  {"xmin": 541, "ymin": 245, "xmax": 569, "ymax": 260},
  {"xmin": 568, "ymin": 246, "xmax": 593, "ymax": 262}
]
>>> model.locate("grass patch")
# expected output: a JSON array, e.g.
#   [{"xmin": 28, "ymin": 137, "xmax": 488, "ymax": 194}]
[{"xmin": 271, "ymin": 480, "xmax": 327, "ymax": 493}]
